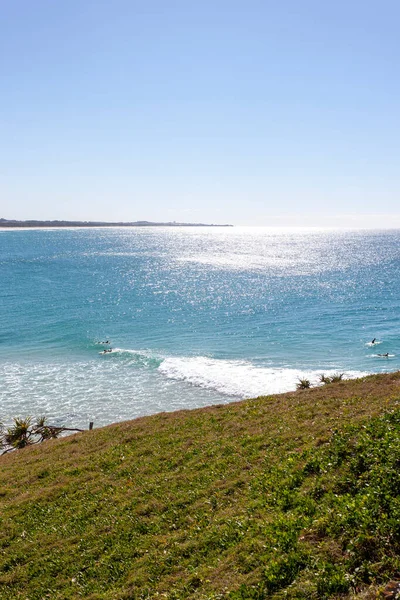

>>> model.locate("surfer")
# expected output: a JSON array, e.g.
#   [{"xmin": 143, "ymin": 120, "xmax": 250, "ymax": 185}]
[
  {"xmin": 371, "ymin": 338, "xmax": 376, "ymax": 344},
  {"xmin": 102, "ymin": 348, "xmax": 112, "ymax": 354},
  {"xmin": 377, "ymin": 353, "xmax": 389, "ymax": 357}
]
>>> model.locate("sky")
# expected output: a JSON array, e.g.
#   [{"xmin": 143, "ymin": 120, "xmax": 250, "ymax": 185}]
[{"xmin": 1, "ymin": 0, "xmax": 399, "ymax": 226}]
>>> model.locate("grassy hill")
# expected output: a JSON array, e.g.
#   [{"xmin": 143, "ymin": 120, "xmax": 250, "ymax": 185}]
[{"xmin": 2, "ymin": 372, "xmax": 400, "ymax": 599}]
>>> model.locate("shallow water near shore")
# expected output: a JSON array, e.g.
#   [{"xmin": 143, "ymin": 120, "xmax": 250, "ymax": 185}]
[{"xmin": 1, "ymin": 226, "xmax": 399, "ymax": 428}]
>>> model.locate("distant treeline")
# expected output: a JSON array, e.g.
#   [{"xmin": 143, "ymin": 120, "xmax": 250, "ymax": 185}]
[{"xmin": 0, "ymin": 219, "xmax": 233, "ymax": 228}]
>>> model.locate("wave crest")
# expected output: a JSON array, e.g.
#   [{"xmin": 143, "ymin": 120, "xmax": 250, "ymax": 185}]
[{"xmin": 158, "ymin": 356, "xmax": 369, "ymax": 398}]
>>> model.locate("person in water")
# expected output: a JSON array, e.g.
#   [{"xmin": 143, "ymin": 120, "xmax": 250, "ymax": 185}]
[{"xmin": 371, "ymin": 338, "xmax": 376, "ymax": 344}]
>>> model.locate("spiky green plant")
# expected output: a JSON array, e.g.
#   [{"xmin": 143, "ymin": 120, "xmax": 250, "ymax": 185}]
[
  {"xmin": 319, "ymin": 373, "xmax": 344, "ymax": 385},
  {"xmin": 4, "ymin": 417, "xmax": 32, "ymax": 449},
  {"xmin": 1, "ymin": 417, "xmax": 84, "ymax": 454},
  {"xmin": 330, "ymin": 372, "xmax": 344, "ymax": 383},
  {"xmin": 296, "ymin": 378, "xmax": 311, "ymax": 390}
]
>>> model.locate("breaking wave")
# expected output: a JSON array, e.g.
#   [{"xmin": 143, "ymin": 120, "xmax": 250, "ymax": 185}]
[{"xmin": 158, "ymin": 355, "xmax": 369, "ymax": 398}]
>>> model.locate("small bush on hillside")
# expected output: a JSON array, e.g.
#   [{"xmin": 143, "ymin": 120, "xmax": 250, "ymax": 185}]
[
  {"xmin": 296, "ymin": 378, "xmax": 311, "ymax": 390},
  {"xmin": 330, "ymin": 373, "xmax": 344, "ymax": 383},
  {"xmin": 319, "ymin": 373, "xmax": 344, "ymax": 385}
]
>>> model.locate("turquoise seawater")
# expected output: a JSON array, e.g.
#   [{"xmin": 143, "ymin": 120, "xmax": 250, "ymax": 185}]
[{"xmin": 1, "ymin": 227, "xmax": 399, "ymax": 428}]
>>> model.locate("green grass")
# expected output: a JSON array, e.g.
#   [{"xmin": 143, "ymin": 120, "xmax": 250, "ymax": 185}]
[{"xmin": 2, "ymin": 372, "xmax": 400, "ymax": 599}]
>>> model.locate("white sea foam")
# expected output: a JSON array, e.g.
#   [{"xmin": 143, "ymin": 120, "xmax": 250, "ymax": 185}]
[
  {"xmin": 158, "ymin": 356, "xmax": 369, "ymax": 398},
  {"xmin": 0, "ymin": 354, "xmax": 233, "ymax": 428},
  {"xmin": 106, "ymin": 347, "xmax": 162, "ymax": 367},
  {"xmin": 0, "ymin": 352, "xmax": 371, "ymax": 430}
]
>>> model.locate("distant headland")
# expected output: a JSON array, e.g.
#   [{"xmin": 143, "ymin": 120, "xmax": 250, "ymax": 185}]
[{"xmin": 0, "ymin": 219, "xmax": 233, "ymax": 228}]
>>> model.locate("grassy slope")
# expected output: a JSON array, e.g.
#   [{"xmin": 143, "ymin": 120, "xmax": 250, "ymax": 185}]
[{"xmin": 1, "ymin": 372, "xmax": 400, "ymax": 599}]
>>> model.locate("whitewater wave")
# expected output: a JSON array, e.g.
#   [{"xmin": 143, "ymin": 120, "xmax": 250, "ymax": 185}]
[
  {"xmin": 99, "ymin": 347, "xmax": 163, "ymax": 368},
  {"xmin": 158, "ymin": 355, "xmax": 369, "ymax": 398}
]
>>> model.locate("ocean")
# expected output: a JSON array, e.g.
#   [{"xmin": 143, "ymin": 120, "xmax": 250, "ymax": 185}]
[{"xmin": 1, "ymin": 226, "xmax": 399, "ymax": 429}]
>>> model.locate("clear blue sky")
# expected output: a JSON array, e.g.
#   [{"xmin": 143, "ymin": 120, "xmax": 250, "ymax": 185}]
[{"xmin": 1, "ymin": 0, "xmax": 399, "ymax": 226}]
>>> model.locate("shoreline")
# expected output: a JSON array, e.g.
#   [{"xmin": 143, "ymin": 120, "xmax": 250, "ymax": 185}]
[{"xmin": 73, "ymin": 368, "xmax": 396, "ymax": 431}]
